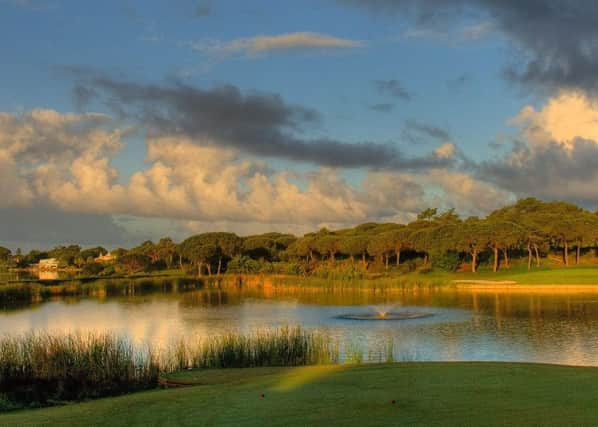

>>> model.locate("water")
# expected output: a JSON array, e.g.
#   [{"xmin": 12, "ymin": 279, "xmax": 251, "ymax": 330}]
[{"xmin": 3, "ymin": 281, "xmax": 598, "ymax": 365}]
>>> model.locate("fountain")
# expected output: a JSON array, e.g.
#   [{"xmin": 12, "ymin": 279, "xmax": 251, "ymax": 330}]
[{"xmin": 337, "ymin": 303, "xmax": 433, "ymax": 321}]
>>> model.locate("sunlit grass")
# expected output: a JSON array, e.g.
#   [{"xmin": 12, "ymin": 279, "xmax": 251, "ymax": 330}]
[{"xmin": 5, "ymin": 363, "xmax": 598, "ymax": 426}]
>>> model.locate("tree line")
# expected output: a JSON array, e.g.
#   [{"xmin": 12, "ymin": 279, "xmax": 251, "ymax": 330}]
[{"xmin": 2, "ymin": 198, "xmax": 598, "ymax": 277}]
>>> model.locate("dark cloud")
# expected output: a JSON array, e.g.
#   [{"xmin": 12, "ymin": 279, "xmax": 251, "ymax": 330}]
[
  {"xmin": 341, "ymin": 0, "xmax": 598, "ymax": 96},
  {"xmin": 195, "ymin": 1, "xmax": 211, "ymax": 17},
  {"xmin": 374, "ymin": 79, "xmax": 412, "ymax": 100},
  {"xmin": 402, "ymin": 120, "xmax": 451, "ymax": 145},
  {"xmin": 0, "ymin": 204, "xmax": 130, "ymax": 251},
  {"xmin": 69, "ymin": 72, "xmax": 453, "ymax": 170},
  {"xmin": 72, "ymin": 85, "xmax": 97, "ymax": 111},
  {"xmin": 369, "ymin": 103, "xmax": 395, "ymax": 113},
  {"xmin": 476, "ymin": 138, "xmax": 598, "ymax": 207}
]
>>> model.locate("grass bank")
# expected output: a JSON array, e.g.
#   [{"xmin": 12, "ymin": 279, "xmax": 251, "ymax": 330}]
[{"xmin": 3, "ymin": 362, "xmax": 598, "ymax": 426}]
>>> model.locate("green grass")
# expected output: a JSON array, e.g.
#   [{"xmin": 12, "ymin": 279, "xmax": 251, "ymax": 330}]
[
  {"xmin": 3, "ymin": 362, "xmax": 598, "ymax": 426},
  {"xmin": 411, "ymin": 265, "xmax": 598, "ymax": 285},
  {"xmin": 268, "ymin": 265, "xmax": 598, "ymax": 288}
]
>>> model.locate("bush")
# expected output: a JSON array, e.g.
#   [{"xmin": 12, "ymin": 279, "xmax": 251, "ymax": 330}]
[
  {"xmin": 100, "ymin": 264, "xmax": 117, "ymax": 276},
  {"xmin": 226, "ymin": 256, "xmax": 260, "ymax": 274},
  {"xmin": 270, "ymin": 261, "xmax": 306, "ymax": 275},
  {"xmin": 398, "ymin": 260, "xmax": 417, "ymax": 274},
  {"xmin": 431, "ymin": 251, "xmax": 461, "ymax": 272},
  {"xmin": 81, "ymin": 262, "xmax": 104, "ymax": 276}
]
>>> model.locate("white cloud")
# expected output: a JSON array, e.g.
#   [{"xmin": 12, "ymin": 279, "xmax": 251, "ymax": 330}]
[
  {"xmin": 509, "ymin": 91, "xmax": 598, "ymax": 149},
  {"xmin": 479, "ymin": 91, "xmax": 598, "ymax": 205},
  {"xmin": 190, "ymin": 32, "xmax": 362, "ymax": 60},
  {"xmin": 0, "ymin": 109, "xmax": 516, "ymax": 242},
  {"xmin": 434, "ymin": 143, "xmax": 456, "ymax": 159}
]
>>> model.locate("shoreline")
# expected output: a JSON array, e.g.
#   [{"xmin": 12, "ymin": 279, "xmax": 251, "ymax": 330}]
[{"xmin": 3, "ymin": 271, "xmax": 598, "ymax": 292}]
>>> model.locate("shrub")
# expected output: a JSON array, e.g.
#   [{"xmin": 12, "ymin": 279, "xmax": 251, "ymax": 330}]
[
  {"xmin": 432, "ymin": 251, "xmax": 461, "ymax": 272},
  {"xmin": 81, "ymin": 262, "xmax": 104, "ymax": 276},
  {"xmin": 226, "ymin": 256, "xmax": 260, "ymax": 274}
]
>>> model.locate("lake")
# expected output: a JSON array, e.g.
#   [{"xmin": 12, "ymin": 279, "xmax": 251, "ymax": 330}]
[{"xmin": 2, "ymin": 279, "xmax": 598, "ymax": 365}]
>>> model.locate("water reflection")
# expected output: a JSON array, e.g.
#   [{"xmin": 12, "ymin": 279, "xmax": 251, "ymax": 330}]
[{"xmin": 3, "ymin": 283, "xmax": 598, "ymax": 365}]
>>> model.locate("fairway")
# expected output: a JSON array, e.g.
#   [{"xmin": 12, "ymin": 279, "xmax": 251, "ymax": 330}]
[{"xmin": 3, "ymin": 362, "xmax": 598, "ymax": 426}]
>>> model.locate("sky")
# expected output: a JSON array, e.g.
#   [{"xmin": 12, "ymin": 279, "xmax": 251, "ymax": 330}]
[{"xmin": 2, "ymin": 0, "xmax": 598, "ymax": 250}]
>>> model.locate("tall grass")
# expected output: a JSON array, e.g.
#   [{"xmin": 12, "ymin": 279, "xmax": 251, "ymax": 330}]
[
  {"xmin": 0, "ymin": 333, "xmax": 159, "ymax": 406},
  {"xmin": 0, "ymin": 327, "xmax": 339, "ymax": 408},
  {"xmin": 165, "ymin": 327, "xmax": 338, "ymax": 371}
]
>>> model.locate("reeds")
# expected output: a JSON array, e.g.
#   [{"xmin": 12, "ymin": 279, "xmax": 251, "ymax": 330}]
[
  {"xmin": 0, "ymin": 332, "xmax": 159, "ymax": 405},
  {"xmin": 165, "ymin": 327, "xmax": 339, "ymax": 370},
  {"xmin": 0, "ymin": 327, "xmax": 339, "ymax": 407}
]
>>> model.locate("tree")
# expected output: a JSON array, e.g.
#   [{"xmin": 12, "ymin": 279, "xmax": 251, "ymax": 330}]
[
  {"xmin": 490, "ymin": 198, "xmax": 548, "ymax": 269},
  {"xmin": 570, "ymin": 212, "xmax": 598, "ymax": 265},
  {"xmin": 340, "ymin": 235, "xmax": 369, "ymax": 267},
  {"xmin": 131, "ymin": 241, "xmax": 161, "ymax": 263},
  {"xmin": 0, "ymin": 247, "xmax": 11, "ymax": 263},
  {"xmin": 294, "ymin": 234, "xmax": 318, "ymax": 262},
  {"xmin": 417, "ymin": 208, "xmax": 437, "ymax": 221},
  {"xmin": 23, "ymin": 250, "xmax": 48, "ymax": 266},
  {"xmin": 48, "ymin": 245, "xmax": 81, "ymax": 267},
  {"xmin": 79, "ymin": 247, "xmax": 107, "ymax": 264},
  {"xmin": 243, "ymin": 236, "xmax": 277, "ymax": 260},
  {"xmin": 484, "ymin": 220, "xmax": 522, "ymax": 272},
  {"xmin": 156, "ymin": 238, "xmax": 178, "ymax": 269},
  {"xmin": 367, "ymin": 233, "xmax": 394, "ymax": 269},
  {"xmin": 179, "ymin": 234, "xmax": 224, "ymax": 276},
  {"xmin": 543, "ymin": 202, "xmax": 584, "ymax": 267},
  {"xmin": 386, "ymin": 226, "xmax": 411, "ymax": 266},
  {"xmin": 118, "ymin": 254, "xmax": 151, "ymax": 275},
  {"xmin": 315, "ymin": 235, "xmax": 342, "ymax": 261},
  {"xmin": 456, "ymin": 218, "xmax": 489, "ymax": 273},
  {"xmin": 214, "ymin": 233, "xmax": 242, "ymax": 274}
]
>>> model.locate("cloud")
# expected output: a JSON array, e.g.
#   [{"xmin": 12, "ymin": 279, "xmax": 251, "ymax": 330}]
[
  {"xmin": 433, "ymin": 143, "xmax": 456, "ymax": 159},
  {"xmin": 0, "ymin": 205, "xmax": 130, "ymax": 250},
  {"xmin": 369, "ymin": 103, "xmax": 395, "ymax": 113},
  {"xmin": 374, "ymin": 79, "xmax": 412, "ymax": 100},
  {"xmin": 476, "ymin": 92, "xmax": 598, "ymax": 206},
  {"xmin": 191, "ymin": 32, "xmax": 362, "ymax": 58},
  {"xmin": 456, "ymin": 21, "xmax": 494, "ymax": 42},
  {"xmin": 508, "ymin": 92, "xmax": 598, "ymax": 150},
  {"xmin": 0, "ymin": 109, "xmax": 511, "ymax": 244},
  {"xmin": 339, "ymin": 0, "xmax": 598, "ymax": 96},
  {"xmin": 402, "ymin": 120, "xmax": 452, "ymax": 145},
  {"xmin": 425, "ymin": 169, "xmax": 515, "ymax": 215},
  {"xmin": 69, "ymin": 74, "xmax": 451, "ymax": 170},
  {"xmin": 195, "ymin": 1, "xmax": 211, "ymax": 17}
]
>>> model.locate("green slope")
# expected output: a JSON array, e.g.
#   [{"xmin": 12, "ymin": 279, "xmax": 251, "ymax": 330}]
[{"xmin": 3, "ymin": 362, "xmax": 598, "ymax": 426}]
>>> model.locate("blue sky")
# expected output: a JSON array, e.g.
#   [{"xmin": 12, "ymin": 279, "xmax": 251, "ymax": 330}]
[{"xmin": 1, "ymin": 0, "xmax": 597, "ymax": 249}]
